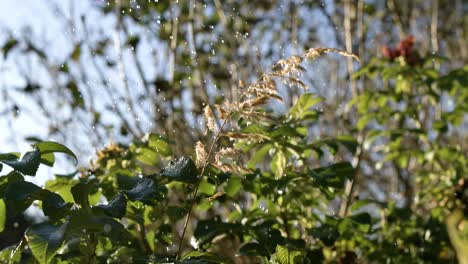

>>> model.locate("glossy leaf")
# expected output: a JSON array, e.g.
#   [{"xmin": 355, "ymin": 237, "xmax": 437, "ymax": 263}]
[
  {"xmin": 94, "ymin": 192, "xmax": 127, "ymax": 218},
  {"xmin": 160, "ymin": 156, "xmax": 198, "ymax": 183},
  {"xmin": 35, "ymin": 141, "xmax": 78, "ymax": 165},
  {"xmin": 1, "ymin": 147, "xmax": 41, "ymax": 176},
  {"xmin": 122, "ymin": 177, "xmax": 167, "ymax": 205}
]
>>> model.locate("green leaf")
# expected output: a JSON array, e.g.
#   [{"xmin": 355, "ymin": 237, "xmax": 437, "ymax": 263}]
[
  {"xmin": 271, "ymin": 150, "xmax": 287, "ymax": 178},
  {"xmin": 45, "ymin": 178, "xmax": 78, "ymax": 203},
  {"xmin": 71, "ymin": 182, "xmax": 91, "ymax": 212},
  {"xmin": 93, "ymin": 192, "xmax": 127, "ymax": 218},
  {"xmin": 26, "ymin": 222, "xmax": 67, "ymax": 264},
  {"xmin": 194, "ymin": 218, "xmax": 242, "ymax": 246},
  {"xmin": 311, "ymin": 162, "xmax": 354, "ymax": 189},
  {"xmin": 180, "ymin": 251, "xmax": 227, "ymax": 264},
  {"xmin": 0, "ymin": 152, "xmax": 20, "ymax": 161},
  {"xmin": 0, "ymin": 199, "xmax": 5, "ymax": 232},
  {"xmin": 289, "ymin": 93, "xmax": 322, "ymax": 120},
  {"xmin": 275, "ymin": 245, "xmax": 304, "ymax": 264},
  {"xmin": 5, "ymin": 181, "xmax": 43, "ymax": 211},
  {"xmin": 1, "ymin": 147, "xmax": 41, "ymax": 176},
  {"xmin": 41, "ymin": 191, "xmax": 70, "ymax": 220},
  {"xmin": 309, "ymin": 224, "xmax": 339, "ymax": 247},
  {"xmin": 160, "ymin": 156, "xmax": 198, "ymax": 183},
  {"xmin": 135, "ymin": 147, "xmax": 159, "ymax": 166},
  {"xmin": 40, "ymin": 153, "xmax": 55, "ymax": 167},
  {"xmin": 122, "ymin": 177, "xmax": 167, "ymax": 205},
  {"xmin": 143, "ymin": 133, "xmax": 172, "ymax": 156},
  {"xmin": 248, "ymin": 143, "xmax": 273, "ymax": 168},
  {"xmin": 35, "ymin": 141, "xmax": 78, "ymax": 165}
]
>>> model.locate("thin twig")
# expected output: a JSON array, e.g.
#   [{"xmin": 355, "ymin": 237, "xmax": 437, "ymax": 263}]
[{"xmin": 176, "ymin": 119, "xmax": 229, "ymax": 259}]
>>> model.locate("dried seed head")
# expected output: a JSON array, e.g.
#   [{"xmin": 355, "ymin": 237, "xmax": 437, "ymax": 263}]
[
  {"xmin": 195, "ymin": 141, "xmax": 208, "ymax": 168},
  {"xmin": 204, "ymin": 106, "xmax": 216, "ymax": 132},
  {"xmin": 215, "ymin": 104, "xmax": 230, "ymax": 120},
  {"xmin": 215, "ymin": 147, "xmax": 239, "ymax": 164}
]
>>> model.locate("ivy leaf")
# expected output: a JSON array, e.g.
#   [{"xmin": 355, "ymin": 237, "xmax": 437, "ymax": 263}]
[
  {"xmin": 93, "ymin": 192, "xmax": 127, "ymax": 219},
  {"xmin": 25, "ymin": 222, "xmax": 67, "ymax": 264},
  {"xmin": 160, "ymin": 156, "xmax": 198, "ymax": 183},
  {"xmin": 1, "ymin": 147, "xmax": 41, "ymax": 176},
  {"xmin": 35, "ymin": 141, "xmax": 78, "ymax": 165},
  {"xmin": 122, "ymin": 177, "xmax": 167, "ymax": 205}
]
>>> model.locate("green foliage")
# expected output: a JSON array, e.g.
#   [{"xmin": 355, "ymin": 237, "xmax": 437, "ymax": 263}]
[{"xmin": 0, "ymin": 54, "xmax": 466, "ymax": 264}]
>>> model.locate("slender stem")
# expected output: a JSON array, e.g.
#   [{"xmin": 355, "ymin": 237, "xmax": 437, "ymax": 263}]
[
  {"xmin": 339, "ymin": 132, "xmax": 365, "ymax": 217},
  {"xmin": 176, "ymin": 119, "xmax": 229, "ymax": 259}
]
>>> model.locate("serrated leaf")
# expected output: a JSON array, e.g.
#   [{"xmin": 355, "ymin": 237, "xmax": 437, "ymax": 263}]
[
  {"xmin": 26, "ymin": 222, "xmax": 67, "ymax": 264},
  {"xmin": 160, "ymin": 156, "xmax": 198, "ymax": 183}
]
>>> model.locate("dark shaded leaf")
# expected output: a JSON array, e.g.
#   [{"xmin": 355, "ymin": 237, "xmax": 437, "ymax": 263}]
[
  {"xmin": 94, "ymin": 192, "xmax": 127, "ymax": 218},
  {"xmin": 71, "ymin": 182, "xmax": 91, "ymax": 212},
  {"xmin": 1, "ymin": 147, "xmax": 41, "ymax": 176},
  {"xmin": 41, "ymin": 191, "xmax": 70, "ymax": 220},
  {"xmin": 5, "ymin": 181, "xmax": 43, "ymax": 211},
  {"xmin": 239, "ymin": 242, "xmax": 268, "ymax": 256},
  {"xmin": 160, "ymin": 156, "xmax": 197, "ymax": 183},
  {"xmin": 122, "ymin": 177, "xmax": 167, "ymax": 205}
]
